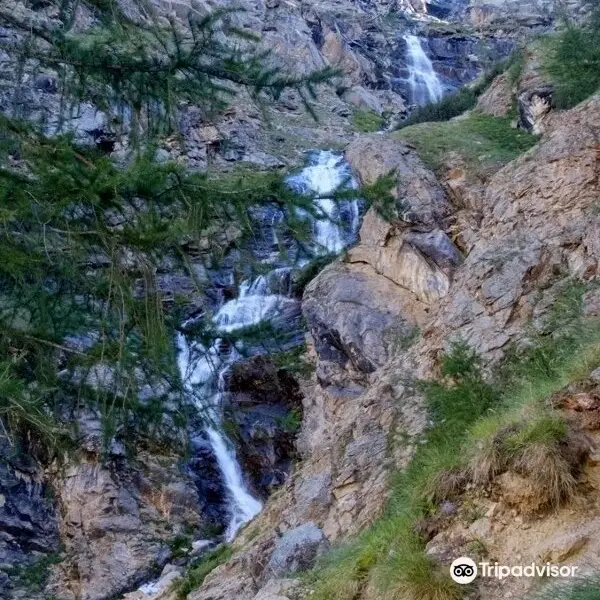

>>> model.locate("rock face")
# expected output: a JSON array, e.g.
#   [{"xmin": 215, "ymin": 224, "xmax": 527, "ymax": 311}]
[
  {"xmin": 344, "ymin": 136, "xmax": 460, "ymax": 304},
  {"xmin": 266, "ymin": 523, "xmax": 329, "ymax": 577},
  {"xmin": 180, "ymin": 88, "xmax": 600, "ymax": 600},
  {"xmin": 46, "ymin": 453, "xmax": 206, "ymax": 600},
  {"xmin": 476, "ymin": 72, "xmax": 514, "ymax": 117},
  {"xmin": 227, "ymin": 356, "xmax": 304, "ymax": 496},
  {"xmin": 0, "ymin": 446, "xmax": 60, "ymax": 595},
  {"xmin": 303, "ymin": 261, "xmax": 427, "ymax": 381}
]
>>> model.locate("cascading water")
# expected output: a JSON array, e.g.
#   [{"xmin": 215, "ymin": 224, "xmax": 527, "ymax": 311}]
[
  {"xmin": 404, "ymin": 34, "xmax": 444, "ymax": 106},
  {"xmin": 176, "ymin": 330, "xmax": 262, "ymax": 541},
  {"xmin": 287, "ymin": 151, "xmax": 359, "ymax": 255},
  {"xmin": 176, "ymin": 150, "xmax": 359, "ymax": 543}
]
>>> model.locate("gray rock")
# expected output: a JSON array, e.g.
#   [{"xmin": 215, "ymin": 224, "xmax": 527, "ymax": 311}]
[
  {"xmin": 303, "ymin": 261, "xmax": 425, "ymax": 379},
  {"xmin": 154, "ymin": 148, "xmax": 171, "ymax": 163},
  {"xmin": 267, "ymin": 523, "xmax": 329, "ymax": 577},
  {"xmin": 343, "ymin": 86, "xmax": 383, "ymax": 115},
  {"xmin": 583, "ymin": 288, "xmax": 600, "ymax": 317},
  {"xmin": 0, "ymin": 448, "xmax": 59, "ymax": 578},
  {"xmin": 404, "ymin": 229, "xmax": 463, "ymax": 271},
  {"xmin": 294, "ymin": 473, "xmax": 332, "ymax": 521},
  {"xmin": 345, "ymin": 136, "xmax": 452, "ymax": 227}
]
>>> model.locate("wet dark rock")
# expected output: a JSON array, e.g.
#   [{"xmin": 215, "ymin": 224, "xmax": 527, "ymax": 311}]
[
  {"xmin": 33, "ymin": 74, "xmax": 57, "ymax": 93},
  {"xmin": 0, "ymin": 443, "xmax": 60, "ymax": 588},
  {"xmin": 187, "ymin": 435, "xmax": 229, "ymax": 529},
  {"xmin": 226, "ymin": 356, "xmax": 303, "ymax": 496}
]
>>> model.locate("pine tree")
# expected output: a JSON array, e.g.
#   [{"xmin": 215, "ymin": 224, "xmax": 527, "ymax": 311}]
[{"xmin": 0, "ymin": 0, "xmax": 338, "ymax": 458}]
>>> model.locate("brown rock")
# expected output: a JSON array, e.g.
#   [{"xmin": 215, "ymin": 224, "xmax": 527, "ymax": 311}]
[
  {"xmin": 496, "ymin": 472, "xmax": 546, "ymax": 514},
  {"xmin": 476, "ymin": 72, "xmax": 514, "ymax": 118},
  {"xmin": 345, "ymin": 136, "xmax": 452, "ymax": 226}
]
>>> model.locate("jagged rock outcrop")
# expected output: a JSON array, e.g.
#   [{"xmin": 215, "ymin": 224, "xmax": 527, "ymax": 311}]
[
  {"xmin": 345, "ymin": 136, "xmax": 460, "ymax": 303},
  {"xmin": 0, "ymin": 446, "xmax": 60, "ymax": 596},
  {"xmin": 45, "ymin": 453, "xmax": 207, "ymax": 600}
]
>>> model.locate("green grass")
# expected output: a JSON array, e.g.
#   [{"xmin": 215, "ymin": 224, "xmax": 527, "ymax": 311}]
[
  {"xmin": 395, "ymin": 113, "xmax": 538, "ymax": 176},
  {"xmin": 352, "ymin": 109, "xmax": 385, "ymax": 133},
  {"xmin": 8, "ymin": 552, "xmax": 63, "ymax": 592},
  {"xmin": 275, "ymin": 407, "xmax": 303, "ymax": 433},
  {"xmin": 306, "ymin": 282, "xmax": 600, "ymax": 600},
  {"xmin": 543, "ymin": 4, "xmax": 600, "ymax": 109},
  {"xmin": 174, "ymin": 545, "xmax": 233, "ymax": 600}
]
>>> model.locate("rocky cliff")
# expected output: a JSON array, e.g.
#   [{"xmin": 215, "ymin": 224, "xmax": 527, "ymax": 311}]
[
  {"xmin": 164, "ymin": 88, "xmax": 600, "ymax": 600},
  {"xmin": 1, "ymin": 0, "xmax": 598, "ymax": 599}
]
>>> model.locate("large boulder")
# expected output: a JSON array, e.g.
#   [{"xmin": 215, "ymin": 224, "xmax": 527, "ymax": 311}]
[
  {"xmin": 266, "ymin": 523, "xmax": 329, "ymax": 577},
  {"xmin": 303, "ymin": 261, "xmax": 427, "ymax": 382},
  {"xmin": 345, "ymin": 136, "xmax": 452, "ymax": 227}
]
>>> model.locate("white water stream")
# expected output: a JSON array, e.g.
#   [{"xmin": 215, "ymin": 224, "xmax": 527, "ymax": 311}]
[
  {"xmin": 176, "ymin": 151, "xmax": 359, "ymax": 542},
  {"xmin": 287, "ymin": 150, "xmax": 359, "ymax": 254},
  {"xmin": 404, "ymin": 34, "xmax": 444, "ymax": 106}
]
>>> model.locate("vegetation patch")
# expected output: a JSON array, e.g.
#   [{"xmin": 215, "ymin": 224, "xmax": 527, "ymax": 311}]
[
  {"xmin": 7, "ymin": 551, "xmax": 63, "ymax": 592},
  {"xmin": 351, "ymin": 109, "xmax": 385, "ymax": 133},
  {"xmin": 543, "ymin": 1, "xmax": 600, "ymax": 109},
  {"xmin": 174, "ymin": 545, "xmax": 233, "ymax": 600},
  {"xmin": 306, "ymin": 282, "xmax": 600, "ymax": 600},
  {"xmin": 395, "ymin": 113, "xmax": 538, "ymax": 176}
]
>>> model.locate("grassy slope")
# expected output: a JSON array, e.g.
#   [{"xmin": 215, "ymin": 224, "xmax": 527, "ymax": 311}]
[{"xmin": 395, "ymin": 113, "xmax": 538, "ymax": 176}]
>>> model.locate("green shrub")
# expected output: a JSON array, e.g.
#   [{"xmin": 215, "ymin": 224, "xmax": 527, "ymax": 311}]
[
  {"xmin": 275, "ymin": 407, "xmax": 303, "ymax": 433},
  {"xmin": 352, "ymin": 109, "xmax": 385, "ymax": 132},
  {"xmin": 397, "ymin": 86, "xmax": 479, "ymax": 129},
  {"xmin": 175, "ymin": 545, "xmax": 233, "ymax": 599},
  {"xmin": 544, "ymin": 3, "xmax": 600, "ymax": 109},
  {"xmin": 9, "ymin": 552, "xmax": 63, "ymax": 591}
]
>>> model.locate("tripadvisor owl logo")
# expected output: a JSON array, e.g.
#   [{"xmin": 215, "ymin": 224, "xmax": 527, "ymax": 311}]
[{"xmin": 450, "ymin": 557, "xmax": 478, "ymax": 584}]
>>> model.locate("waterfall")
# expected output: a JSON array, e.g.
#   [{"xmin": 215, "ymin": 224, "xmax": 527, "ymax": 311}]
[
  {"xmin": 286, "ymin": 150, "xmax": 359, "ymax": 255},
  {"xmin": 404, "ymin": 34, "xmax": 443, "ymax": 106},
  {"xmin": 176, "ymin": 328, "xmax": 263, "ymax": 541},
  {"xmin": 175, "ymin": 151, "xmax": 359, "ymax": 543}
]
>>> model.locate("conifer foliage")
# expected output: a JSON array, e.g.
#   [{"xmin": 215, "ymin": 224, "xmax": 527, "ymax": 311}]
[{"xmin": 0, "ymin": 0, "xmax": 336, "ymax": 457}]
